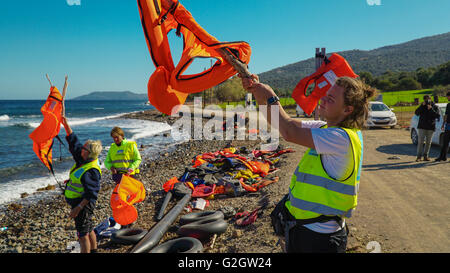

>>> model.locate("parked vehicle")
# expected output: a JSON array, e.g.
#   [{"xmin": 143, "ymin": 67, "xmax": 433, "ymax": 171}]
[
  {"xmin": 410, "ymin": 103, "xmax": 449, "ymax": 148},
  {"xmin": 366, "ymin": 101, "xmax": 397, "ymax": 128}
]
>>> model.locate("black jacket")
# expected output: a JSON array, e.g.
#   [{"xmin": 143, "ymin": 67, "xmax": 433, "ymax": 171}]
[{"xmin": 415, "ymin": 103, "xmax": 440, "ymax": 130}]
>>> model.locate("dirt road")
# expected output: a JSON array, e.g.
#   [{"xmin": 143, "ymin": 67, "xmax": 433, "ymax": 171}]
[{"xmin": 344, "ymin": 127, "xmax": 450, "ymax": 253}]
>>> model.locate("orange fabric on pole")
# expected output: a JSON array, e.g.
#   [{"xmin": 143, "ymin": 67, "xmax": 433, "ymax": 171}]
[
  {"xmin": 29, "ymin": 86, "xmax": 63, "ymax": 172},
  {"xmin": 292, "ymin": 53, "xmax": 358, "ymax": 115},
  {"xmin": 137, "ymin": 0, "xmax": 252, "ymax": 115},
  {"xmin": 110, "ymin": 175, "xmax": 146, "ymax": 226}
]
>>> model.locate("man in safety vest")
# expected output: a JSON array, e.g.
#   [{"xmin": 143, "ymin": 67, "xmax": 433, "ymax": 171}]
[
  {"xmin": 241, "ymin": 74, "xmax": 377, "ymax": 253},
  {"xmin": 61, "ymin": 116, "xmax": 103, "ymax": 253},
  {"xmin": 105, "ymin": 127, "xmax": 142, "ymax": 184}
]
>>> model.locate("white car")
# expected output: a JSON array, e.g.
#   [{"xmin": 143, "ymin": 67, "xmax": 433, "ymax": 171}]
[
  {"xmin": 410, "ymin": 103, "xmax": 449, "ymax": 148},
  {"xmin": 366, "ymin": 101, "xmax": 397, "ymax": 128}
]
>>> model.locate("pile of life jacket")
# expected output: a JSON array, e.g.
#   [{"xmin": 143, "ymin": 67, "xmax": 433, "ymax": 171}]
[
  {"xmin": 162, "ymin": 146, "xmax": 294, "ymax": 199},
  {"xmin": 137, "ymin": 0, "xmax": 251, "ymax": 115}
]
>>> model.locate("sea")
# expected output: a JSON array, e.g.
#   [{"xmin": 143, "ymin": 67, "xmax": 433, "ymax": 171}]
[{"xmin": 0, "ymin": 99, "xmax": 179, "ymax": 206}]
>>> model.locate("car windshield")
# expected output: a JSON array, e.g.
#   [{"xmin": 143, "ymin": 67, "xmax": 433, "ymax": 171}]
[{"xmin": 371, "ymin": 103, "xmax": 390, "ymax": 111}]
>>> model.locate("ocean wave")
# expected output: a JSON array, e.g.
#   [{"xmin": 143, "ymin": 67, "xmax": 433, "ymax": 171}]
[
  {"xmin": 128, "ymin": 121, "xmax": 172, "ymax": 141},
  {"xmin": 0, "ymin": 115, "xmax": 10, "ymax": 121},
  {"xmin": 10, "ymin": 122, "xmax": 40, "ymax": 129},
  {"xmin": 68, "ymin": 113, "xmax": 125, "ymax": 126}
]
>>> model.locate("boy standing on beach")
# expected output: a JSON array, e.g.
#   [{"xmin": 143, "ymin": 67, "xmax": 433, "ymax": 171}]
[{"xmin": 61, "ymin": 116, "xmax": 103, "ymax": 253}]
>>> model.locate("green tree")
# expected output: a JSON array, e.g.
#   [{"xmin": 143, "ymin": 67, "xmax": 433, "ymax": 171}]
[
  {"xmin": 358, "ymin": 71, "xmax": 374, "ymax": 85},
  {"xmin": 430, "ymin": 61, "xmax": 450, "ymax": 86},
  {"xmin": 416, "ymin": 67, "xmax": 435, "ymax": 88},
  {"xmin": 396, "ymin": 77, "xmax": 422, "ymax": 90},
  {"xmin": 215, "ymin": 76, "xmax": 247, "ymax": 102}
]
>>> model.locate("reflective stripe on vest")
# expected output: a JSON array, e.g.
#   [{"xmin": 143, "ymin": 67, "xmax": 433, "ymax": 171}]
[
  {"xmin": 285, "ymin": 127, "xmax": 363, "ymax": 220},
  {"xmin": 65, "ymin": 159, "xmax": 102, "ymax": 199},
  {"xmin": 109, "ymin": 140, "xmax": 139, "ymax": 175}
]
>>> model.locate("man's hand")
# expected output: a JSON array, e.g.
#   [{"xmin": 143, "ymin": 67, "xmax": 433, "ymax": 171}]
[
  {"xmin": 111, "ymin": 167, "xmax": 117, "ymax": 174},
  {"xmin": 69, "ymin": 206, "xmax": 82, "ymax": 219}
]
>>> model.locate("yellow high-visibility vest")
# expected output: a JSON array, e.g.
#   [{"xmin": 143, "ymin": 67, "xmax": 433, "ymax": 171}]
[
  {"xmin": 65, "ymin": 159, "xmax": 102, "ymax": 199},
  {"xmin": 108, "ymin": 140, "xmax": 140, "ymax": 175},
  {"xmin": 285, "ymin": 126, "xmax": 363, "ymax": 220}
]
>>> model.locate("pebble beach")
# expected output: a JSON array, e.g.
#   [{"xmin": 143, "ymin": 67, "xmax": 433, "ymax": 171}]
[{"xmin": 0, "ymin": 109, "xmax": 365, "ymax": 253}]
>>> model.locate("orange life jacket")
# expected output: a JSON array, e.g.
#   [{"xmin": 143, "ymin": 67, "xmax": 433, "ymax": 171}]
[
  {"xmin": 110, "ymin": 175, "xmax": 146, "ymax": 225},
  {"xmin": 29, "ymin": 86, "xmax": 63, "ymax": 173},
  {"xmin": 137, "ymin": 0, "xmax": 252, "ymax": 115},
  {"xmin": 291, "ymin": 53, "xmax": 357, "ymax": 115}
]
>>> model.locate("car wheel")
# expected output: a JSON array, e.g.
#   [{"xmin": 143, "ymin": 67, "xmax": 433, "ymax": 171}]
[{"xmin": 411, "ymin": 129, "xmax": 418, "ymax": 145}]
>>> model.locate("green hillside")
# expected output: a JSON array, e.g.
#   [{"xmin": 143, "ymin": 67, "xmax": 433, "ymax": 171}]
[{"xmin": 259, "ymin": 32, "xmax": 450, "ymax": 90}]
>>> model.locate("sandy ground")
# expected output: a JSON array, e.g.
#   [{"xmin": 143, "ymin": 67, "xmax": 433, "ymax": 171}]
[
  {"xmin": 345, "ymin": 126, "xmax": 450, "ymax": 253},
  {"xmin": 1, "ymin": 110, "xmax": 448, "ymax": 253},
  {"xmin": 122, "ymin": 110, "xmax": 450, "ymax": 253}
]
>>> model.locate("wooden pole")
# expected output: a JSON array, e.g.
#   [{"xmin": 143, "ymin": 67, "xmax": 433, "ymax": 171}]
[
  {"xmin": 45, "ymin": 74, "xmax": 53, "ymax": 87},
  {"xmin": 216, "ymin": 48, "xmax": 253, "ymax": 80},
  {"xmin": 61, "ymin": 76, "xmax": 68, "ymax": 117}
]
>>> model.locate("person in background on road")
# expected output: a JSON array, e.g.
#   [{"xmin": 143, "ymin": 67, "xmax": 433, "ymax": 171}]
[
  {"xmin": 241, "ymin": 74, "xmax": 376, "ymax": 253},
  {"xmin": 435, "ymin": 91, "xmax": 450, "ymax": 162},
  {"xmin": 414, "ymin": 95, "xmax": 440, "ymax": 162},
  {"xmin": 104, "ymin": 127, "xmax": 142, "ymax": 184},
  {"xmin": 61, "ymin": 116, "xmax": 103, "ymax": 253}
]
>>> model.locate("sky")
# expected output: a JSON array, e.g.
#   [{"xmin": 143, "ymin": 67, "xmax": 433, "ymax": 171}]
[{"xmin": 0, "ymin": 0, "xmax": 449, "ymax": 100}]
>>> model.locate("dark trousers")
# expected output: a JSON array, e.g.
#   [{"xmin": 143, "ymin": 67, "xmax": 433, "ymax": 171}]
[
  {"xmin": 437, "ymin": 130, "xmax": 450, "ymax": 160},
  {"xmin": 287, "ymin": 224, "xmax": 348, "ymax": 253}
]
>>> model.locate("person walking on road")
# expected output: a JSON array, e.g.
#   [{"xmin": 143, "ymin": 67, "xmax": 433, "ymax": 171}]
[
  {"xmin": 435, "ymin": 91, "xmax": 450, "ymax": 162},
  {"xmin": 415, "ymin": 95, "xmax": 441, "ymax": 162}
]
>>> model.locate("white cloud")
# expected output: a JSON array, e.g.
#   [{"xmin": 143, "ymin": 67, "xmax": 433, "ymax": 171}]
[{"xmin": 66, "ymin": 0, "xmax": 81, "ymax": 6}]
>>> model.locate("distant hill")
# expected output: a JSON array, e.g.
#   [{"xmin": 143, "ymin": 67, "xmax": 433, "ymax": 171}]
[
  {"xmin": 259, "ymin": 32, "xmax": 450, "ymax": 90},
  {"xmin": 71, "ymin": 91, "xmax": 148, "ymax": 101}
]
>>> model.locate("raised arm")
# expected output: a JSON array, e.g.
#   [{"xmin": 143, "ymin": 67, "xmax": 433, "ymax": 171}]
[
  {"xmin": 61, "ymin": 116, "xmax": 73, "ymax": 136},
  {"xmin": 241, "ymin": 75, "xmax": 315, "ymax": 149}
]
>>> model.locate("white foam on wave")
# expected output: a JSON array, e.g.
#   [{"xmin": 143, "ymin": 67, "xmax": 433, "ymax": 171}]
[
  {"xmin": 68, "ymin": 113, "xmax": 125, "ymax": 127},
  {"xmin": 0, "ymin": 168, "xmax": 68, "ymax": 205},
  {"xmin": 0, "ymin": 112, "xmax": 175, "ymax": 206},
  {"xmin": 0, "ymin": 115, "xmax": 10, "ymax": 121},
  {"xmin": 128, "ymin": 120, "xmax": 172, "ymax": 141}
]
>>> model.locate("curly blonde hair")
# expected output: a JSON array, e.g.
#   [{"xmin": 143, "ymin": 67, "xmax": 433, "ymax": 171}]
[{"xmin": 335, "ymin": 77, "xmax": 378, "ymax": 129}]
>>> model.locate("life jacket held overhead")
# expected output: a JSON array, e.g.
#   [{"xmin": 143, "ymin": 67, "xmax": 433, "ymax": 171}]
[
  {"xmin": 29, "ymin": 86, "xmax": 63, "ymax": 173},
  {"xmin": 291, "ymin": 53, "xmax": 358, "ymax": 115},
  {"xmin": 137, "ymin": 0, "xmax": 252, "ymax": 115}
]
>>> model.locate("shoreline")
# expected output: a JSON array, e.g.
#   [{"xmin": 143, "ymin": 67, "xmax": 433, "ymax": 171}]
[
  {"xmin": 0, "ymin": 108, "xmax": 370, "ymax": 253},
  {"xmin": 0, "ymin": 109, "xmax": 281, "ymax": 253}
]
